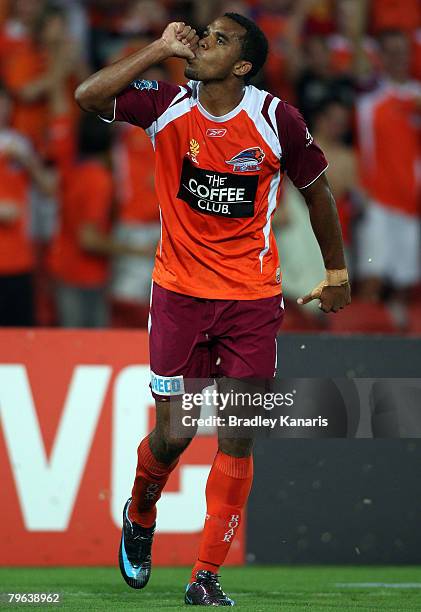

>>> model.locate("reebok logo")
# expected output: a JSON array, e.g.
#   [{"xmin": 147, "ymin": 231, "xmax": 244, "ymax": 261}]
[
  {"xmin": 222, "ymin": 514, "xmax": 240, "ymax": 542},
  {"xmin": 206, "ymin": 128, "xmax": 227, "ymax": 138}
]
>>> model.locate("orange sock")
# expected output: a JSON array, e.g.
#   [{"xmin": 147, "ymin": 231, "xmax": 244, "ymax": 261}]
[
  {"xmin": 129, "ymin": 435, "xmax": 178, "ymax": 528},
  {"xmin": 190, "ymin": 450, "xmax": 253, "ymax": 582}
]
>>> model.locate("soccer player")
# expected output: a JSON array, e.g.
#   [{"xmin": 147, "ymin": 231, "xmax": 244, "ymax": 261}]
[{"xmin": 76, "ymin": 13, "xmax": 351, "ymax": 606}]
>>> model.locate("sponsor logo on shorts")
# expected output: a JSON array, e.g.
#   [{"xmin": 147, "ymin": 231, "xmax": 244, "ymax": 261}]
[
  {"xmin": 305, "ymin": 127, "xmax": 313, "ymax": 147},
  {"xmin": 206, "ymin": 128, "xmax": 227, "ymax": 138},
  {"xmin": 177, "ymin": 158, "xmax": 258, "ymax": 218},
  {"xmin": 131, "ymin": 79, "xmax": 159, "ymax": 91},
  {"xmin": 225, "ymin": 147, "xmax": 265, "ymax": 172},
  {"xmin": 150, "ymin": 371, "xmax": 185, "ymax": 396}
]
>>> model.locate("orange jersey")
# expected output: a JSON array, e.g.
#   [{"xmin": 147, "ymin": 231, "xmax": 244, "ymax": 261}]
[
  {"xmin": 0, "ymin": 21, "xmax": 47, "ymax": 149},
  {"xmin": 113, "ymin": 124, "xmax": 159, "ymax": 224},
  {"xmin": 47, "ymin": 116, "xmax": 113, "ymax": 286},
  {"xmin": 103, "ymin": 79, "xmax": 327, "ymax": 300},
  {"xmin": 48, "ymin": 161, "xmax": 113, "ymax": 286},
  {"xmin": 371, "ymin": 0, "xmax": 421, "ymax": 33},
  {"xmin": 0, "ymin": 130, "xmax": 34, "ymax": 274},
  {"xmin": 357, "ymin": 80, "xmax": 421, "ymax": 216},
  {"xmin": 328, "ymin": 34, "xmax": 380, "ymax": 75}
]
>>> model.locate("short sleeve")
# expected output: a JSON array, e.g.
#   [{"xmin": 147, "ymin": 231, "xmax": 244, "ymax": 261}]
[
  {"xmin": 100, "ymin": 79, "xmax": 182, "ymax": 130},
  {"xmin": 276, "ymin": 101, "xmax": 328, "ymax": 189}
]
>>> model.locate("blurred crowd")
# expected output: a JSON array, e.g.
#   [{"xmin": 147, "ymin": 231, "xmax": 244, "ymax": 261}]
[{"xmin": 0, "ymin": 0, "xmax": 420, "ymax": 333}]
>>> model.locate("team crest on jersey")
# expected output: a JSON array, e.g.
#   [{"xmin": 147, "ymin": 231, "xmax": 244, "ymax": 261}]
[
  {"xmin": 131, "ymin": 79, "xmax": 159, "ymax": 91},
  {"xmin": 188, "ymin": 138, "xmax": 200, "ymax": 164},
  {"xmin": 225, "ymin": 147, "xmax": 265, "ymax": 172}
]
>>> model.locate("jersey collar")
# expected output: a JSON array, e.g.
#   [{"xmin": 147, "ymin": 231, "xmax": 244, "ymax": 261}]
[{"xmin": 196, "ymin": 84, "xmax": 250, "ymax": 123}]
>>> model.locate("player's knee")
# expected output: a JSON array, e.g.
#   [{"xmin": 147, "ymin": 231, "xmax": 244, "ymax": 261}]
[
  {"xmin": 149, "ymin": 428, "xmax": 193, "ymax": 462},
  {"xmin": 164, "ymin": 434, "xmax": 193, "ymax": 455},
  {"xmin": 218, "ymin": 438, "xmax": 254, "ymax": 458}
]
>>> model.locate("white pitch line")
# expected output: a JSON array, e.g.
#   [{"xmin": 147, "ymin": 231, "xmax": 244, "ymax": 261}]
[{"xmin": 335, "ymin": 583, "xmax": 421, "ymax": 589}]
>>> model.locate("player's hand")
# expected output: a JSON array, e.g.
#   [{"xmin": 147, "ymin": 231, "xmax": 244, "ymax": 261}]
[
  {"xmin": 161, "ymin": 22, "xmax": 199, "ymax": 60},
  {"xmin": 297, "ymin": 275, "xmax": 351, "ymax": 313},
  {"xmin": 0, "ymin": 201, "xmax": 20, "ymax": 223},
  {"xmin": 2, "ymin": 141, "xmax": 31, "ymax": 167}
]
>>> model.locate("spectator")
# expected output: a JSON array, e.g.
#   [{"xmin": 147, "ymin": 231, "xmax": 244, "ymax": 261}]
[
  {"xmin": 296, "ymin": 34, "xmax": 355, "ymax": 125},
  {"xmin": 355, "ymin": 29, "xmax": 421, "ymax": 326},
  {"xmin": 273, "ymin": 177, "xmax": 326, "ymax": 317},
  {"xmin": 252, "ymin": 0, "xmax": 310, "ymax": 100},
  {"xmin": 109, "ymin": 66, "xmax": 163, "ymax": 328},
  {"xmin": 47, "ymin": 68, "xmax": 152, "ymax": 328},
  {"xmin": 311, "ymin": 98, "xmax": 363, "ymax": 268},
  {"xmin": 0, "ymin": 0, "xmax": 47, "ymax": 147},
  {"xmin": 328, "ymin": 0, "xmax": 379, "ymax": 78},
  {"xmin": 0, "ymin": 83, "xmax": 54, "ymax": 326},
  {"xmin": 0, "ymin": 1, "xmax": 88, "ymax": 150}
]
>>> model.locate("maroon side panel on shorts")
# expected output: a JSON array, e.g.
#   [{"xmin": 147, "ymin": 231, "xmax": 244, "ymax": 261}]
[{"xmin": 148, "ymin": 283, "xmax": 214, "ymax": 400}]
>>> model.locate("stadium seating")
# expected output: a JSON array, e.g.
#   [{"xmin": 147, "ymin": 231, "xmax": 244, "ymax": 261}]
[
  {"xmin": 280, "ymin": 299, "xmax": 324, "ymax": 332},
  {"xmin": 327, "ymin": 299, "xmax": 397, "ymax": 334},
  {"xmin": 407, "ymin": 303, "xmax": 421, "ymax": 335}
]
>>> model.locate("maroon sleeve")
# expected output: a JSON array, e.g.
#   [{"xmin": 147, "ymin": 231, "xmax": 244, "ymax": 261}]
[
  {"xmin": 275, "ymin": 101, "xmax": 328, "ymax": 189},
  {"xmin": 113, "ymin": 79, "xmax": 182, "ymax": 129}
]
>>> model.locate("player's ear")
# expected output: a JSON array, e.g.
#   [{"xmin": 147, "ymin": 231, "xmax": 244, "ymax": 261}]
[{"xmin": 233, "ymin": 60, "xmax": 252, "ymax": 79}]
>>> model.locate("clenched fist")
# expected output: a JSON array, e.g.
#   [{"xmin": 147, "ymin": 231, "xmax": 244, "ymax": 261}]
[{"xmin": 161, "ymin": 22, "xmax": 199, "ymax": 60}]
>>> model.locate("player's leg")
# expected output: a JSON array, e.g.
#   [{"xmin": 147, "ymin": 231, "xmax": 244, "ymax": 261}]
[
  {"xmin": 356, "ymin": 199, "xmax": 389, "ymax": 301},
  {"xmin": 185, "ymin": 378, "xmax": 256, "ymax": 607},
  {"xmin": 120, "ymin": 399, "xmax": 195, "ymax": 590},
  {"xmin": 129, "ymin": 398, "xmax": 194, "ymax": 528},
  {"xmin": 386, "ymin": 206, "xmax": 420, "ymax": 329},
  {"xmin": 186, "ymin": 294, "xmax": 283, "ymax": 605},
  {"xmin": 120, "ymin": 281, "xmax": 213, "ymax": 590}
]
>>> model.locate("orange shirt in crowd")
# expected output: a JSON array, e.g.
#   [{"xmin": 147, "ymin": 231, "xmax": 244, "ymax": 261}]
[
  {"xmin": 371, "ymin": 0, "xmax": 421, "ymax": 33},
  {"xmin": 0, "ymin": 21, "xmax": 80, "ymax": 151},
  {"xmin": 0, "ymin": 130, "xmax": 34, "ymax": 274},
  {"xmin": 357, "ymin": 81, "xmax": 421, "ymax": 216},
  {"xmin": 0, "ymin": 21, "xmax": 48, "ymax": 149},
  {"xmin": 47, "ymin": 116, "xmax": 113, "ymax": 287},
  {"xmin": 328, "ymin": 34, "xmax": 380, "ymax": 75},
  {"xmin": 114, "ymin": 124, "xmax": 159, "ymax": 224}
]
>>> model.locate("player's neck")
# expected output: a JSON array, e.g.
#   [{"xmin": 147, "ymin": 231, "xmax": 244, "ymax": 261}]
[{"xmin": 198, "ymin": 80, "xmax": 246, "ymax": 117}]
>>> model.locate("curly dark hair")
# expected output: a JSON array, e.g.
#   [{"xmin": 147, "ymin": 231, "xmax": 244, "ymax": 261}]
[{"xmin": 224, "ymin": 12, "xmax": 269, "ymax": 83}]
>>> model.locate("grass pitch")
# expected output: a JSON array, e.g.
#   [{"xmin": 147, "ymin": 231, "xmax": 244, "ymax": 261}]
[{"xmin": 1, "ymin": 566, "xmax": 420, "ymax": 611}]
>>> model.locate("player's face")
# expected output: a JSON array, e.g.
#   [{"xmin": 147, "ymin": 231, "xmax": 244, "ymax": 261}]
[{"xmin": 184, "ymin": 17, "xmax": 250, "ymax": 82}]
